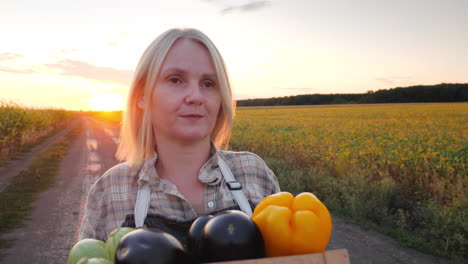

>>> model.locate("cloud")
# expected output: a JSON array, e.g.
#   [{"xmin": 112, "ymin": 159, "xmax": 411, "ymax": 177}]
[
  {"xmin": 0, "ymin": 52, "xmax": 133, "ymax": 86},
  {"xmin": 0, "ymin": 52, "xmax": 24, "ymax": 61},
  {"xmin": 376, "ymin": 76, "xmax": 413, "ymax": 86},
  {"xmin": 0, "ymin": 66, "xmax": 37, "ymax": 74},
  {"xmin": 0, "ymin": 52, "xmax": 38, "ymax": 74},
  {"xmin": 375, "ymin": 77, "xmax": 396, "ymax": 86},
  {"xmin": 203, "ymin": 0, "xmax": 272, "ymax": 14},
  {"xmin": 45, "ymin": 59, "xmax": 133, "ymax": 86},
  {"xmin": 222, "ymin": 1, "xmax": 270, "ymax": 14}
]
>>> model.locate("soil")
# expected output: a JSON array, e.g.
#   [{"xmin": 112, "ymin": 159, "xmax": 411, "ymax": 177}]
[{"xmin": 0, "ymin": 116, "xmax": 448, "ymax": 263}]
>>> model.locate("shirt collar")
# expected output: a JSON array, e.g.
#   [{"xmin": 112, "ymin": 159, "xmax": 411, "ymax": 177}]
[
  {"xmin": 137, "ymin": 152, "xmax": 158, "ymax": 184},
  {"xmin": 198, "ymin": 142, "xmax": 222, "ymax": 186},
  {"xmin": 209, "ymin": 141, "xmax": 220, "ymax": 167}
]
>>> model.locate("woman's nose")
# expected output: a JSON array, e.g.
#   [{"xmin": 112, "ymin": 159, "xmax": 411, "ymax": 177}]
[{"xmin": 184, "ymin": 81, "xmax": 203, "ymax": 104}]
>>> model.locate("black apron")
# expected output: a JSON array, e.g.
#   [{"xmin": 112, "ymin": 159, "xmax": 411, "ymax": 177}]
[
  {"xmin": 121, "ymin": 156, "xmax": 255, "ymax": 248},
  {"xmin": 120, "ymin": 202, "xmax": 257, "ymax": 247}
]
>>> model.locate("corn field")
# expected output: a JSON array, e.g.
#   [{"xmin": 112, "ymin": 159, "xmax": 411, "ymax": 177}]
[{"xmin": 0, "ymin": 101, "xmax": 75, "ymax": 163}]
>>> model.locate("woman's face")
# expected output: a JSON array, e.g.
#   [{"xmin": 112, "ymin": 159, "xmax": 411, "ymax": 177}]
[{"xmin": 150, "ymin": 38, "xmax": 221, "ymax": 145}]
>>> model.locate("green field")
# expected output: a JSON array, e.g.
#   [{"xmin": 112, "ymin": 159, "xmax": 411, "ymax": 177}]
[{"xmin": 230, "ymin": 103, "xmax": 467, "ymax": 261}]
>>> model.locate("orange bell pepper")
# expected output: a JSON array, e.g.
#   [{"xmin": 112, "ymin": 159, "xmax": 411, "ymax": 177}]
[{"xmin": 252, "ymin": 192, "xmax": 332, "ymax": 257}]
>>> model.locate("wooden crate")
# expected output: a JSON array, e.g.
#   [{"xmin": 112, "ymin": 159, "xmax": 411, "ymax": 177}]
[{"xmin": 209, "ymin": 249, "xmax": 350, "ymax": 264}]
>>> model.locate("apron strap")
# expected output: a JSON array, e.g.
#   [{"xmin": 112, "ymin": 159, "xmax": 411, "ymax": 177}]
[
  {"xmin": 133, "ymin": 155, "xmax": 253, "ymax": 228},
  {"xmin": 217, "ymin": 156, "xmax": 253, "ymax": 217},
  {"xmin": 134, "ymin": 182, "xmax": 150, "ymax": 228}
]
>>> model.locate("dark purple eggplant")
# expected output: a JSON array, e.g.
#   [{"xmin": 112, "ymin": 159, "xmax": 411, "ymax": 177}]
[
  {"xmin": 200, "ymin": 210, "xmax": 265, "ymax": 263},
  {"xmin": 187, "ymin": 215, "xmax": 214, "ymax": 263},
  {"xmin": 115, "ymin": 228, "xmax": 192, "ymax": 264}
]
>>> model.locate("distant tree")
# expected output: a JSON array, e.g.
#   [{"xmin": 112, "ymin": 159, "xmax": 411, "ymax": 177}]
[{"xmin": 236, "ymin": 83, "xmax": 468, "ymax": 106}]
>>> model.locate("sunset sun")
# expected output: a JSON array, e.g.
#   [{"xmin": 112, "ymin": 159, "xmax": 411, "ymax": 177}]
[{"xmin": 89, "ymin": 93, "xmax": 124, "ymax": 111}]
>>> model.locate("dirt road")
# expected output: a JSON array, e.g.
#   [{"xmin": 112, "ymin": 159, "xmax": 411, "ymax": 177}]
[
  {"xmin": 0, "ymin": 117, "xmax": 447, "ymax": 263},
  {"xmin": 1, "ymin": 117, "xmax": 120, "ymax": 263}
]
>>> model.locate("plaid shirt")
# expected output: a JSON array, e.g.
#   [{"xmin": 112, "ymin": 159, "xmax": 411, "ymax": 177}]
[{"xmin": 79, "ymin": 147, "xmax": 280, "ymax": 241}]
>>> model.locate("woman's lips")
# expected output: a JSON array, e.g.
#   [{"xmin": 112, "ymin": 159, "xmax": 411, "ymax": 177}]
[{"xmin": 181, "ymin": 114, "xmax": 203, "ymax": 120}]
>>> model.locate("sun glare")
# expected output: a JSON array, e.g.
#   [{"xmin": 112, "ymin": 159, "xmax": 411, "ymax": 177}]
[{"xmin": 89, "ymin": 94, "xmax": 124, "ymax": 111}]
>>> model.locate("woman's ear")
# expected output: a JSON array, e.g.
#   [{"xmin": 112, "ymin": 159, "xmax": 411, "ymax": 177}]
[{"xmin": 137, "ymin": 97, "xmax": 145, "ymax": 109}]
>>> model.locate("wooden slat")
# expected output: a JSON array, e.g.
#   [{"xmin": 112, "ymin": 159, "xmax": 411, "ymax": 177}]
[
  {"xmin": 323, "ymin": 249, "xmax": 350, "ymax": 264},
  {"xmin": 207, "ymin": 249, "xmax": 350, "ymax": 264}
]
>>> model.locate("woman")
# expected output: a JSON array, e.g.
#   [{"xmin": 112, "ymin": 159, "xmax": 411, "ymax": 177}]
[{"xmin": 79, "ymin": 28, "xmax": 280, "ymax": 244}]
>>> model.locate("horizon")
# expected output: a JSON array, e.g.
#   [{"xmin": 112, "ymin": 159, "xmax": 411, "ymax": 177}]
[
  {"xmin": 4, "ymin": 82, "xmax": 465, "ymax": 112},
  {"xmin": 1, "ymin": 0, "xmax": 467, "ymax": 111}
]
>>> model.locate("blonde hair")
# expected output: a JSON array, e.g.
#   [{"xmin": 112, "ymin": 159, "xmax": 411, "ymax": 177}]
[{"xmin": 116, "ymin": 28, "xmax": 235, "ymax": 168}]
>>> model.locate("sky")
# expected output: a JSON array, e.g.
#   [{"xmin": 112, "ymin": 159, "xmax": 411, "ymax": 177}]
[{"xmin": 0, "ymin": 0, "xmax": 467, "ymax": 111}]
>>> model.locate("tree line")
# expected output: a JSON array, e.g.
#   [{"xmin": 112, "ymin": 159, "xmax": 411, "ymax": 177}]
[{"xmin": 236, "ymin": 83, "xmax": 468, "ymax": 106}]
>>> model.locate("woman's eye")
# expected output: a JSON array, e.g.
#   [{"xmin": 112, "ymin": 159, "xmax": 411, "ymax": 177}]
[
  {"xmin": 202, "ymin": 80, "xmax": 215, "ymax": 88},
  {"xmin": 168, "ymin": 77, "xmax": 181, "ymax": 84}
]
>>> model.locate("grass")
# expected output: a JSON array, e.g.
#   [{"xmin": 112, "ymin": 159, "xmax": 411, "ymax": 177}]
[{"xmin": 0, "ymin": 123, "xmax": 80, "ymax": 259}]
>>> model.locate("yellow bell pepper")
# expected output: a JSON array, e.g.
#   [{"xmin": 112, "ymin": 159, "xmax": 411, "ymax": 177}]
[{"xmin": 252, "ymin": 192, "xmax": 332, "ymax": 257}]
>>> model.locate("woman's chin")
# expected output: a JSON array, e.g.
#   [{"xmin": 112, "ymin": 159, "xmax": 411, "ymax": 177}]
[{"xmin": 172, "ymin": 131, "xmax": 211, "ymax": 143}]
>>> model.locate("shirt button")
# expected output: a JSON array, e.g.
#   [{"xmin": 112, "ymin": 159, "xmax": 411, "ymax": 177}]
[{"xmin": 208, "ymin": 201, "xmax": 214, "ymax": 208}]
